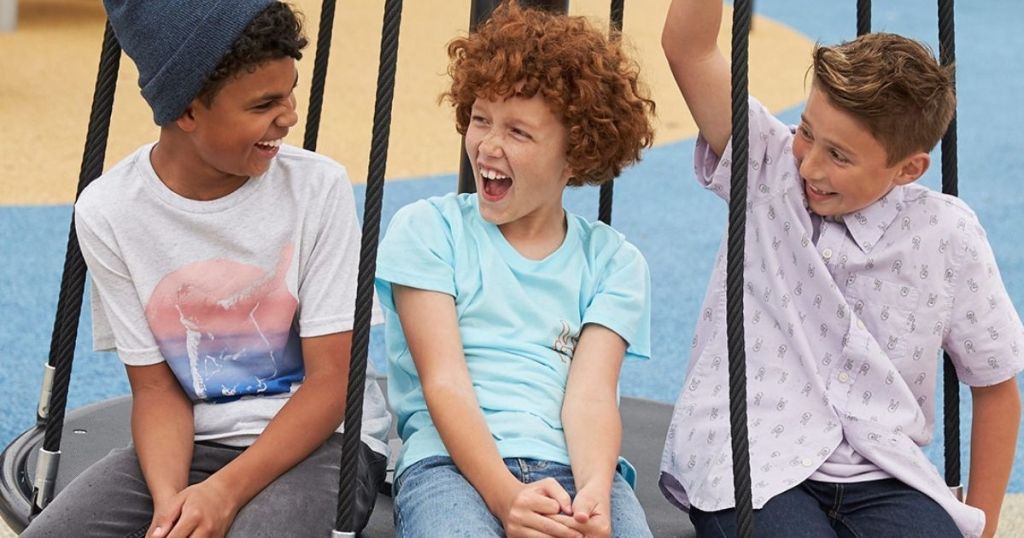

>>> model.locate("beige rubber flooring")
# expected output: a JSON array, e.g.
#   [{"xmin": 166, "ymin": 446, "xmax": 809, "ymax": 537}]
[{"xmin": 0, "ymin": 0, "xmax": 811, "ymax": 205}]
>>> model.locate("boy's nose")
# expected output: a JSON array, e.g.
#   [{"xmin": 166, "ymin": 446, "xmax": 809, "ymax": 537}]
[
  {"xmin": 798, "ymin": 150, "xmax": 823, "ymax": 181},
  {"xmin": 479, "ymin": 133, "xmax": 504, "ymax": 158},
  {"xmin": 276, "ymin": 96, "xmax": 299, "ymax": 128}
]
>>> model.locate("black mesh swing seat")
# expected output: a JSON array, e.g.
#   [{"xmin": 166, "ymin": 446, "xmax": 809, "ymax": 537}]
[{"xmin": 0, "ymin": 394, "xmax": 691, "ymax": 537}]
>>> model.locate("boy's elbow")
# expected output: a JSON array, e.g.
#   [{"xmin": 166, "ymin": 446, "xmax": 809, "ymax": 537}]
[{"xmin": 972, "ymin": 377, "xmax": 1022, "ymax": 412}]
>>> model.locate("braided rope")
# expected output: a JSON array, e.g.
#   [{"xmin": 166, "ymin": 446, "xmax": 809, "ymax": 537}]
[
  {"xmin": 857, "ymin": 0, "xmax": 871, "ymax": 36},
  {"xmin": 597, "ymin": 0, "xmax": 625, "ymax": 226},
  {"xmin": 334, "ymin": 0, "xmax": 403, "ymax": 532},
  {"xmin": 41, "ymin": 21, "xmax": 121, "ymax": 458},
  {"xmin": 727, "ymin": 1, "xmax": 754, "ymax": 536},
  {"xmin": 303, "ymin": 0, "xmax": 338, "ymax": 151},
  {"xmin": 938, "ymin": 0, "xmax": 960, "ymax": 488}
]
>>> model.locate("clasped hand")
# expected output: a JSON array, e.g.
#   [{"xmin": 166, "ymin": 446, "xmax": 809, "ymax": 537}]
[
  {"xmin": 500, "ymin": 478, "xmax": 612, "ymax": 538},
  {"xmin": 147, "ymin": 479, "xmax": 240, "ymax": 538}
]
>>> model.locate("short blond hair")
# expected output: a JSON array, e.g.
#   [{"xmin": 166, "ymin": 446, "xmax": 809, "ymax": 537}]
[{"xmin": 812, "ymin": 33, "xmax": 955, "ymax": 164}]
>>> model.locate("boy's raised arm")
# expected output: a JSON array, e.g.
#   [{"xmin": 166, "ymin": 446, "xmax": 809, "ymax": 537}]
[{"xmin": 662, "ymin": 0, "xmax": 733, "ymax": 157}]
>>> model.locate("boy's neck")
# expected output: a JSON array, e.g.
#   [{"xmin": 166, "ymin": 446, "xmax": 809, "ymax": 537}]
[
  {"xmin": 498, "ymin": 208, "xmax": 568, "ymax": 261},
  {"xmin": 150, "ymin": 130, "xmax": 250, "ymax": 202}
]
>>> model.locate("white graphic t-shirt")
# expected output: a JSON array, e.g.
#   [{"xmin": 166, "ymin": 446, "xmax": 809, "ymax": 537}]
[{"xmin": 75, "ymin": 143, "xmax": 389, "ymax": 454}]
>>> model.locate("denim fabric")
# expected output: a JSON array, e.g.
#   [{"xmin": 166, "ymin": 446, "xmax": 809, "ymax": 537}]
[
  {"xmin": 688, "ymin": 478, "xmax": 961, "ymax": 538},
  {"xmin": 21, "ymin": 434, "xmax": 385, "ymax": 538},
  {"xmin": 393, "ymin": 455, "xmax": 653, "ymax": 538}
]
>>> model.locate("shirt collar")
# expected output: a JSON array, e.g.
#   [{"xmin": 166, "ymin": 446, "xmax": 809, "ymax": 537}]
[{"xmin": 818, "ymin": 186, "xmax": 906, "ymax": 253}]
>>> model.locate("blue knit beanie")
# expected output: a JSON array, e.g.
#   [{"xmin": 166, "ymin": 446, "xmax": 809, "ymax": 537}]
[{"xmin": 103, "ymin": 0, "xmax": 276, "ymax": 125}]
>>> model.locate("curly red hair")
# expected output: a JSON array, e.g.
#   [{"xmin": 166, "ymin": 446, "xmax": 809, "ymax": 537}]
[{"xmin": 443, "ymin": 1, "xmax": 655, "ymax": 186}]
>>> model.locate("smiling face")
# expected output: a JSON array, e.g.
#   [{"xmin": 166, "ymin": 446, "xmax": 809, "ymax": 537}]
[
  {"xmin": 178, "ymin": 57, "xmax": 299, "ymax": 192},
  {"xmin": 792, "ymin": 85, "xmax": 929, "ymax": 217},
  {"xmin": 465, "ymin": 94, "xmax": 572, "ymax": 238}
]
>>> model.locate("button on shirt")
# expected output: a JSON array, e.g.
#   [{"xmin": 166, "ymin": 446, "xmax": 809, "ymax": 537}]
[{"xmin": 658, "ymin": 98, "xmax": 1024, "ymax": 538}]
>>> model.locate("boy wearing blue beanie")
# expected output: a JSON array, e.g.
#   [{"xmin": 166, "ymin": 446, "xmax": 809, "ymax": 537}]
[{"xmin": 21, "ymin": 2, "xmax": 390, "ymax": 537}]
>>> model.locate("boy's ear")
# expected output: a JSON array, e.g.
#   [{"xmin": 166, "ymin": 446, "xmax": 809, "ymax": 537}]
[
  {"xmin": 175, "ymin": 101, "xmax": 201, "ymax": 132},
  {"xmin": 893, "ymin": 152, "xmax": 930, "ymax": 185}
]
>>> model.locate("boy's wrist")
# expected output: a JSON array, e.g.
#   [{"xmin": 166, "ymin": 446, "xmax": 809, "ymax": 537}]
[
  {"xmin": 203, "ymin": 469, "xmax": 249, "ymax": 510},
  {"xmin": 483, "ymin": 473, "xmax": 525, "ymax": 519}
]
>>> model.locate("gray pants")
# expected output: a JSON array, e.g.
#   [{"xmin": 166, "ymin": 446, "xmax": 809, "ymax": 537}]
[{"xmin": 21, "ymin": 434, "xmax": 385, "ymax": 537}]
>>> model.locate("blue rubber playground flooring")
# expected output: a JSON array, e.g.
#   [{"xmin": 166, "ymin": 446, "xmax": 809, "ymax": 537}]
[{"xmin": 2, "ymin": 0, "xmax": 1023, "ymax": 495}]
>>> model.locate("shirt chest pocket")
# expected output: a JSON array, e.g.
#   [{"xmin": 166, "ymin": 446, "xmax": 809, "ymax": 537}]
[{"xmin": 846, "ymin": 276, "xmax": 921, "ymax": 361}]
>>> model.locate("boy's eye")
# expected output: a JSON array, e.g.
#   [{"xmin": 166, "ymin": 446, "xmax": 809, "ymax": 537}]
[
  {"xmin": 829, "ymin": 149, "xmax": 849, "ymax": 163},
  {"xmin": 798, "ymin": 126, "xmax": 812, "ymax": 140},
  {"xmin": 470, "ymin": 114, "xmax": 488, "ymax": 125},
  {"xmin": 511, "ymin": 128, "xmax": 532, "ymax": 140}
]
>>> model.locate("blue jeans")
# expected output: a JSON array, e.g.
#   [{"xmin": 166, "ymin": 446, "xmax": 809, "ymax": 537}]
[
  {"xmin": 689, "ymin": 479, "xmax": 960, "ymax": 537},
  {"xmin": 394, "ymin": 456, "xmax": 653, "ymax": 537}
]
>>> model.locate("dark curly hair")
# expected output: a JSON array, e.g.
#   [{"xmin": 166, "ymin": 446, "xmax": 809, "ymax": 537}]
[
  {"xmin": 196, "ymin": 2, "xmax": 308, "ymax": 106},
  {"xmin": 444, "ymin": 1, "xmax": 655, "ymax": 186}
]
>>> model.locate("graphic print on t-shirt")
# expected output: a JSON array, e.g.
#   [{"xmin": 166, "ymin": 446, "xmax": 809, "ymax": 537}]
[
  {"xmin": 143, "ymin": 244, "xmax": 302, "ymax": 401},
  {"xmin": 553, "ymin": 320, "xmax": 579, "ymax": 362}
]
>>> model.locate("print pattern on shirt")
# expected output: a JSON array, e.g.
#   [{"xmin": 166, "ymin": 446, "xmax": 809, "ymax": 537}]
[
  {"xmin": 144, "ymin": 244, "xmax": 302, "ymax": 401},
  {"xmin": 659, "ymin": 98, "xmax": 1024, "ymax": 538}
]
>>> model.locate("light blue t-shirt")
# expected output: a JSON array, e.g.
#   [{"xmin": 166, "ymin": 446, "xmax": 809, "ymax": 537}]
[{"xmin": 375, "ymin": 193, "xmax": 651, "ymax": 478}]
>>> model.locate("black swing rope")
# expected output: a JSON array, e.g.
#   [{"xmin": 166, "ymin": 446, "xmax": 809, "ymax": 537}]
[
  {"xmin": 31, "ymin": 21, "xmax": 121, "ymax": 516},
  {"xmin": 334, "ymin": 0, "xmax": 403, "ymax": 534},
  {"xmin": 597, "ymin": 0, "xmax": 624, "ymax": 226},
  {"xmin": 303, "ymin": 0, "xmax": 340, "ymax": 152},
  {"xmin": 857, "ymin": 0, "xmax": 871, "ymax": 36},
  {"xmin": 938, "ymin": 0, "xmax": 962, "ymax": 499},
  {"xmin": 726, "ymin": 0, "xmax": 755, "ymax": 536}
]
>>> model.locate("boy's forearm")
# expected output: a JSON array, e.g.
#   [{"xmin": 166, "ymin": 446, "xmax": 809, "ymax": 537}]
[
  {"xmin": 207, "ymin": 358, "xmax": 348, "ymax": 509},
  {"xmin": 562, "ymin": 394, "xmax": 620, "ymax": 495},
  {"xmin": 131, "ymin": 384, "xmax": 194, "ymax": 504},
  {"xmin": 663, "ymin": 0, "xmax": 724, "ymax": 61},
  {"xmin": 425, "ymin": 379, "xmax": 522, "ymax": 514},
  {"xmin": 562, "ymin": 325, "xmax": 628, "ymax": 496},
  {"xmin": 663, "ymin": 0, "xmax": 733, "ymax": 157},
  {"xmin": 966, "ymin": 378, "xmax": 1021, "ymax": 537}
]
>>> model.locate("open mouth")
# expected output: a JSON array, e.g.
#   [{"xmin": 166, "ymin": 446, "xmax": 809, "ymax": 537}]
[
  {"xmin": 805, "ymin": 181, "xmax": 836, "ymax": 199},
  {"xmin": 480, "ymin": 166, "xmax": 512, "ymax": 201},
  {"xmin": 255, "ymin": 138, "xmax": 283, "ymax": 153}
]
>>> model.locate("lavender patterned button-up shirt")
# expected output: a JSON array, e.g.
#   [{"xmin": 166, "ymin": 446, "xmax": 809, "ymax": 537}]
[{"xmin": 659, "ymin": 98, "xmax": 1024, "ymax": 538}]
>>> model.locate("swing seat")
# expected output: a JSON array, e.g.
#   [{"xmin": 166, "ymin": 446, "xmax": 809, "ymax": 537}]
[{"xmin": 1, "ymin": 395, "xmax": 694, "ymax": 537}]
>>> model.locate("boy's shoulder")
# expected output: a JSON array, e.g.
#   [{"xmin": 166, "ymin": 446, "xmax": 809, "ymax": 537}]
[
  {"xmin": 394, "ymin": 192, "xmax": 473, "ymax": 225},
  {"xmin": 270, "ymin": 144, "xmax": 351, "ymax": 188},
  {"xmin": 76, "ymin": 143, "xmax": 155, "ymax": 216},
  {"xmin": 901, "ymin": 182, "xmax": 984, "ymax": 233},
  {"xmin": 568, "ymin": 211, "xmax": 647, "ymax": 269}
]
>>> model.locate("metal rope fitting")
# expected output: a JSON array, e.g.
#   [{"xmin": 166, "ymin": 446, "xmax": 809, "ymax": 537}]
[
  {"xmin": 950, "ymin": 484, "xmax": 964, "ymax": 502},
  {"xmin": 36, "ymin": 363, "xmax": 56, "ymax": 424},
  {"xmin": 31, "ymin": 448, "xmax": 61, "ymax": 511},
  {"xmin": 331, "ymin": 531, "xmax": 356, "ymax": 537}
]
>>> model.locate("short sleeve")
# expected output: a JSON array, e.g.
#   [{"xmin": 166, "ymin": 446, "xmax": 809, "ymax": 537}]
[
  {"xmin": 296, "ymin": 170, "xmax": 380, "ymax": 337},
  {"xmin": 75, "ymin": 201, "xmax": 164, "ymax": 365},
  {"xmin": 694, "ymin": 96, "xmax": 796, "ymax": 204},
  {"xmin": 944, "ymin": 218, "xmax": 1024, "ymax": 386},
  {"xmin": 374, "ymin": 199, "xmax": 457, "ymax": 313},
  {"xmin": 582, "ymin": 241, "xmax": 652, "ymax": 361}
]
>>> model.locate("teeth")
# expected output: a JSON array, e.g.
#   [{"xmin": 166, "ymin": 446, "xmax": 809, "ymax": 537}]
[
  {"xmin": 256, "ymin": 138, "xmax": 282, "ymax": 148},
  {"xmin": 481, "ymin": 167, "xmax": 509, "ymax": 181}
]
